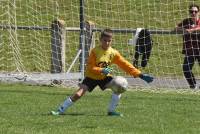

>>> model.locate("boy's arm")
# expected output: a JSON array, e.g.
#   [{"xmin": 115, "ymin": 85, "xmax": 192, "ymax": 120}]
[
  {"xmin": 112, "ymin": 51, "xmax": 141, "ymax": 77},
  {"xmin": 113, "ymin": 51, "xmax": 153, "ymax": 83}
]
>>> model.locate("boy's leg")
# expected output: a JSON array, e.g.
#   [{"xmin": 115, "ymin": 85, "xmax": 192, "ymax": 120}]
[
  {"xmin": 102, "ymin": 77, "xmax": 124, "ymax": 116},
  {"xmin": 59, "ymin": 87, "xmax": 87, "ymax": 112},
  {"xmin": 51, "ymin": 84, "xmax": 88, "ymax": 115},
  {"xmin": 58, "ymin": 97, "xmax": 73, "ymax": 113},
  {"xmin": 51, "ymin": 96, "xmax": 74, "ymax": 115},
  {"xmin": 108, "ymin": 93, "xmax": 122, "ymax": 116}
]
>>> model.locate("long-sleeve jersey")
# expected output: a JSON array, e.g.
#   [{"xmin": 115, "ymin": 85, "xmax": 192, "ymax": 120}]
[{"xmin": 85, "ymin": 45, "xmax": 141, "ymax": 80}]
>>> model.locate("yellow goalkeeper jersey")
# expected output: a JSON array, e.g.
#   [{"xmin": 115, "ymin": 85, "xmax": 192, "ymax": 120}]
[{"xmin": 85, "ymin": 45, "xmax": 141, "ymax": 80}]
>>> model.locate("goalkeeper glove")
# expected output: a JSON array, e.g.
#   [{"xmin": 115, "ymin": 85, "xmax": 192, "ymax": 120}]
[
  {"xmin": 139, "ymin": 73, "xmax": 154, "ymax": 83},
  {"xmin": 101, "ymin": 67, "xmax": 112, "ymax": 75}
]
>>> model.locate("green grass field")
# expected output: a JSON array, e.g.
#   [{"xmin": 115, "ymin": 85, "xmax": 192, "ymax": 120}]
[{"xmin": 1, "ymin": 83, "xmax": 200, "ymax": 134}]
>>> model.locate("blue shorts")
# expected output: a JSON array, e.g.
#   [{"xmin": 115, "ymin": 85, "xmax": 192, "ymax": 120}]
[{"xmin": 82, "ymin": 76, "xmax": 113, "ymax": 92}]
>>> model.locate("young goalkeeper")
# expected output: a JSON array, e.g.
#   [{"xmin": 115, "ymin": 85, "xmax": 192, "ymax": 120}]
[{"xmin": 51, "ymin": 28, "xmax": 153, "ymax": 116}]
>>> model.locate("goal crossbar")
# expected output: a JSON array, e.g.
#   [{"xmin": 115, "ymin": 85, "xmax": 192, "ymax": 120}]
[{"xmin": 0, "ymin": 24, "xmax": 183, "ymax": 35}]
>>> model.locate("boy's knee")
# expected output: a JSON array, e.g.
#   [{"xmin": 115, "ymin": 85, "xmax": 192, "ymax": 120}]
[
  {"xmin": 71, "ymin": 89, "xmax": 87, "ymax": 101},
  {"xmin": 75, "ymin": 93, "xmax": 83, "ymax": 99}
]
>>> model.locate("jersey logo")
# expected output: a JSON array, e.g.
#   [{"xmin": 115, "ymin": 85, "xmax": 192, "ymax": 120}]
[{"xmin": 98, "ymin": 62, "xmax": 111, "ymax": 68}]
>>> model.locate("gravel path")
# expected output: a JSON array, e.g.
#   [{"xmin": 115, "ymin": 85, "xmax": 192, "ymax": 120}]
[{"xmin": 1, "ymin": 72, "xmax": 199, "ymax": 89}]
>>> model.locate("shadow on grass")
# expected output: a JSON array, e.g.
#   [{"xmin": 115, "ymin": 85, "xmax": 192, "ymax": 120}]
[{"xmin": 45, "ymin": 112, "xmax": 105, "ymax": 117}]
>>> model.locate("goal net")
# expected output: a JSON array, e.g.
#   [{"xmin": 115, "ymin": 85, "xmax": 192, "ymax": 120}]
[
  {"xmin": 0, "ymin": 0, "xmax": 200, "ymax": 89},
  {"xmin": 0, "ymin": 0, "xmax": 82, "ymax": 86}
]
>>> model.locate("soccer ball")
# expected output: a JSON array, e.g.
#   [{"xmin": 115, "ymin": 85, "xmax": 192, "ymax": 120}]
[{"xmin": 109, "ymin": 76, "xmax": 128, "ymax": 93}]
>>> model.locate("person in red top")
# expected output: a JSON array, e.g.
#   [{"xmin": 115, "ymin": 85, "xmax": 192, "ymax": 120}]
[
  {"xmin": 51, "ymin": 29, "xmax": 153, "ymax": 116},
  {"xmin": 175, "ymin": 4, "xmax": 200, "ymax": 89}
]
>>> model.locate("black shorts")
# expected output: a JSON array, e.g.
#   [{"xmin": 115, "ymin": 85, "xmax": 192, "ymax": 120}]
[{"xmin": 81, "ymin": 76, "xmax": 113, "ymax": 92}]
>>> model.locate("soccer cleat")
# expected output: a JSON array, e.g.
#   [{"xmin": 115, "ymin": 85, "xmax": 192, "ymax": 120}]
[
  {"xmin": 51, "ymin": 110, "xmax": 63, "ymax": 116},
  {"xmin": 108, "ymin": 111, "xmax": 123, "ymax": 117}
]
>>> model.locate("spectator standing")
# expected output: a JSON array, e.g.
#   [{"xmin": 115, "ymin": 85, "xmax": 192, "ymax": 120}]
[{"xmin": 175, "ymin": 4, "xmax": 200, "ymax": 89}]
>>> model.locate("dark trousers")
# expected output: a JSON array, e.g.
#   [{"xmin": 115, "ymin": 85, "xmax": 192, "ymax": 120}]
[
  {"xmin": 133, "ymin": 44, "xmax": 152, "ymax": 68},
  {"xmin": 182, "ymin": 55, "xmax": 200, "ymax": 88}
]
